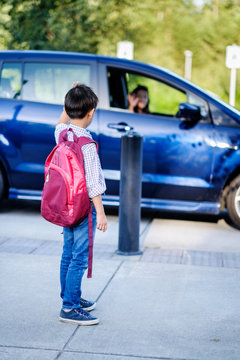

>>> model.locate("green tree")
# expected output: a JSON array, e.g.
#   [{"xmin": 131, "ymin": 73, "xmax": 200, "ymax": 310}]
[
  {"xmin": 1, "ymin": 0, "xmax": 144, "ymax": 53},
  {"xmin": 1, "ymin": 0, "xmax": 240, "ymax": 108},
  {"xmin": 0, "ymin": 3, "xmax": 12, "ymax": 49}
]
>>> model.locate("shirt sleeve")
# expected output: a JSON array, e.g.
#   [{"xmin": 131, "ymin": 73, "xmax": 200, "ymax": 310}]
[
  {"xmin": 54, "ymin": 123, "xmax": 68, "ymax": 144},
  {"xmin": 82, "ymin": 143, "xmax": 106, "ymax": 198}
]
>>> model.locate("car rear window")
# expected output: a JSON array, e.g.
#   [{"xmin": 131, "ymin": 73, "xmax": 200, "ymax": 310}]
[
  {"xmin": 0, "ymin": 62, "xmax": 22, "ymax": 99},
  {"xmin": 22, "ymin": 62, "xmax": 91, "ymax": 104}
]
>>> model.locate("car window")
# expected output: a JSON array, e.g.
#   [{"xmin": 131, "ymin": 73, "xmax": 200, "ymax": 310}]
[
  {"xmin": 107, "ymin": 67, "xmax": 129, "ymax": 109},
  {"xmin": 0, "ymin": 62, "xmax": 22, "ymax": 99},
  {"xmin": 187, "ymin": 92, "xmax": 209, "ymax": 121},
  {"xmin": 22, "ymin": 62, "xmax": 91, "ymax": 104},
  {"xmin": 107, "ymin": 67, "xmax": 186, "ymax": 116},
  {"xmin": 209, "ymin": 103, "xmax": 240, "ymax": 128},
  {"xmin": 127, "ymin": 72, "xmax": 186, "ymax": 116}
]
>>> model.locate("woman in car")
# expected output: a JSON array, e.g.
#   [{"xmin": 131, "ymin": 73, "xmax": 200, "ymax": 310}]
[{"xmin": 127, "ymin": 85, "xmax": 150, "ymax": 114}]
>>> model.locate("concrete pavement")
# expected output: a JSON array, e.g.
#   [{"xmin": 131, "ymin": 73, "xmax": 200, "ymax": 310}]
[{"xmin": 0, "ymin": 203, "xmax": 240, "ymax": 360}]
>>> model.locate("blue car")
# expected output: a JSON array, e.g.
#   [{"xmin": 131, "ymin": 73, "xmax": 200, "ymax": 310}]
[{"xmin": 0, "ymin": 50, "xmax": 240, "ymax": 229}]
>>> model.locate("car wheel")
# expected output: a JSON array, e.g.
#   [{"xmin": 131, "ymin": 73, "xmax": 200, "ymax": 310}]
[
  {"xmin": 226, "ymin": 175, "xmax": 240, "ymax": 229},
  {"xmin": 0, "ymin": 167, "xmax": 7, "ymax": 202}
]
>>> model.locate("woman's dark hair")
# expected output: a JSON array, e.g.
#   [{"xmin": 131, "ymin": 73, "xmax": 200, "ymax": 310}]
[
  {"xmin": 131, "ymin": 85, "xmax": 150, "ymax": 114},
  {"xmin": 64, "ymin": 84, "xmax": 99, "ymax": 119}
]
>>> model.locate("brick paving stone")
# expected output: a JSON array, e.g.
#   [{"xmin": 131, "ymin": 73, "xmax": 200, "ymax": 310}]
[
  {"xmin": 182, "ymin": 250, "xmax": 223, "ymax": 267},
  {"xmin": 1, "ymin": 236, "xmax": 240, "ymax": 270},
  {"xmin": 141, "ymin": 248, "xmax": 183, "ymax": 264},
  {"xmin": 93, "ymin": 244, "xmax": 116, "ymax": 259},
  {"xmin": 32, "ymin": 241, "xmax": 63, "ymax": 255},
  {"xmin": 222, "ymin": 252, "xmax": 240, "ymax": 268},
  {"xmin": 0, "ymin": 237, "xmax": 9, "ymax": 246},
  {"xmin": 0, "ymin": 237, "xmax": 45, "ymax": 254}
]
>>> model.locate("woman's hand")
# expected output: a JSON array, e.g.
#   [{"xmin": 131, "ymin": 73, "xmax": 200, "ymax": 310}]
[{"xmin": 127, "ymin": 93, "xmax": 139, "ymax": 111}]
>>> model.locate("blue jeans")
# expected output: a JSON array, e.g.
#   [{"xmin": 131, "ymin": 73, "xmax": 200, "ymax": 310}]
[{"xmin": 60, "ymin": 207, "xmax": 96, "ymax": 309}]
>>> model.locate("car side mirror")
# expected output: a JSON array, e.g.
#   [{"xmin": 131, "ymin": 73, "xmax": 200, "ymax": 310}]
[{"xmin": 177, "ymin": 102, "xmax": 201, "ymax": 122}]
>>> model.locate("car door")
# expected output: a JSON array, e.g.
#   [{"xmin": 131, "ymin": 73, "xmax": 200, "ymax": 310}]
[
  {"xmin": 0, "ymin": 58, "xmax": 98, "ymax": 194},
  {"xmin": 97, "ymin": 63, "xmax": 215, "ymax": 206}
]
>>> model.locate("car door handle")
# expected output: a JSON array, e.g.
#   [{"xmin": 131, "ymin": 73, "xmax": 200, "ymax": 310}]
[{"xmin": 107, "ymin": 122, "xmax": 133, "ymax": 132}]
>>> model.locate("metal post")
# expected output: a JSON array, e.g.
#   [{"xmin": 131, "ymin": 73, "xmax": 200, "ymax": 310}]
[
  {"xmin": 117, "ymin": 131, "xmax": 143, "ymax": 255},
  {"xmin": 229, "ymin": 67, "xmax": 237, "ymax": 107}
]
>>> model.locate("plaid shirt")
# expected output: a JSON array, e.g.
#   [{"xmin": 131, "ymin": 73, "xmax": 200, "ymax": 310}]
[{"xmin": 55, "ymin": 123, "xmax": 106, "ymax": 199}]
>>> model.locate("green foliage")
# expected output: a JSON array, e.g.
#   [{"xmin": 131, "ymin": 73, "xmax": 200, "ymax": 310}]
[{"xmin": 0, "ymin": 0, "xmax": 240, "ymax": 109}]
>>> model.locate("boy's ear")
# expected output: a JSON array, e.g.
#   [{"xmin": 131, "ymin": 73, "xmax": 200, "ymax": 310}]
[{"xmin": 88, "ymin": 108, "xmax": 95, "ymax": 118}]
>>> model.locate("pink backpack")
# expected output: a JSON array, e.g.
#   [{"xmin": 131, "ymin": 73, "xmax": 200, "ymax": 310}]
[{"xmin": 41, "ymin": 128, "xmax": 97, "ymax": 278}]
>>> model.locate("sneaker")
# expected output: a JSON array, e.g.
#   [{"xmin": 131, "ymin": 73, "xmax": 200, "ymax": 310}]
[
  {"xmin": 80, "ymin": 297, "xmax": 96, "ymax": 312},
  {"xmin": 59, "ymin": 308, "xmax": 99, "ymax": 326}
]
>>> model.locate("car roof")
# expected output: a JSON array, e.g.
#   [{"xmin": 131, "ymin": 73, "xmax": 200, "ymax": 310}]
[{"xmin": 0, "ymin": 49, "xmax": 97, "ymax": 61}]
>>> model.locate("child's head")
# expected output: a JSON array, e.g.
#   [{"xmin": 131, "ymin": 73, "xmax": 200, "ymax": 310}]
[
  {"xmin": 131, "ymin": 85, "xmax": 149, "ymax": 113},
  {"xmin": 64, "ymin": 84, "xmax": 98, "ymax": 119}
]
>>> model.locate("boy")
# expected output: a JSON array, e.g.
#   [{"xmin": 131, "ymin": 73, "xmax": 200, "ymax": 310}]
[{"xmin": 55, "ymin": 84, "xmax": 107, "ymax": 326}]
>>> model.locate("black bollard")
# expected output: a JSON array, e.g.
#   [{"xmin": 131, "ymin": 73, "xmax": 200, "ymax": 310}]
[{"xmin": 116, "ymin": 131, "xmax": 143, "ymax": 255}]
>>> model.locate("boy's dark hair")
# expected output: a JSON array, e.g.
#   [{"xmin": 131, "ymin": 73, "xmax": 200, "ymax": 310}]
[{"xmin": 64, "ymin": 84, "xmax": 99, "ymax": 119}]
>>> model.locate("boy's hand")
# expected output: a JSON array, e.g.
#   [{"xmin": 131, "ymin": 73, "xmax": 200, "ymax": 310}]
[
  {"xmin": 58, "ymin": 107, "xmax": 69, "ymax": 124},
  {"xmin": 96, "ymin": 212, "xmax": 107, "ymax": 232},
  {"xmin": 91, "ymin": 195, "xmax": 107, "ymax": 232},
  {"xmin": 72, "ymin": 81, "xmax": 79, "ymax": 88}
]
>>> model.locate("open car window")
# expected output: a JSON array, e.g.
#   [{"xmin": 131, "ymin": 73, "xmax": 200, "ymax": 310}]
[{"xmin": 107, "ymin": 67, "xmax": 187, "ymax": 116}]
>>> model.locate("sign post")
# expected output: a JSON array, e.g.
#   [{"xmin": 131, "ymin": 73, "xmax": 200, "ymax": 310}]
[
  {"xmin": 117, "ymin": 41, "xmax": 134, "ymax": 60},
  {"xmin": 226, "ymin": 45, "xmax": 240, "ymax": 107},
  {"xmin": 184, "ymin": 50, "xmax": 193, "ymax": 81}
]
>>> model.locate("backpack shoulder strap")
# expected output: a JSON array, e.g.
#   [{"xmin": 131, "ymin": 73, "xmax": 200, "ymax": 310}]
[
  {"xmin": 58, "ymin": 128, "xmax": 78, "ymax": 144},
  {"xmin": 77, "ymin": 136, "xmax": 98, "ymax": 151},
  {"xmin": 58, "ymin": 129, "xmax": 98, "ymax": 151}
]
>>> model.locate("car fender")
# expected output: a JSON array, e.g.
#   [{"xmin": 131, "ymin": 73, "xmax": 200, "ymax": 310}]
[{"xmin": 214, "ymin": 148, "xmax": 240, "ymax": 194}]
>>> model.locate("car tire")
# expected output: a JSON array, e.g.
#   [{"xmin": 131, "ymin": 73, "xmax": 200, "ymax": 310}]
[
  {"xmin": 0, "ymin": 167, "xmax": 6, "ymax": 202},
  {"xmin": 226, "ymin": 175, "xmax": 240, "ymax": 230}
]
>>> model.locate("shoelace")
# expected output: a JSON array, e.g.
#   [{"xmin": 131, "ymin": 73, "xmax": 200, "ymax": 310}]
[
  {"xmin": 80, "ymin": 298, "xmax": 88, "ymax": 305},
  {"xmin": 74, "ymin": 308, "xmax": 91, "ymax": 319}
]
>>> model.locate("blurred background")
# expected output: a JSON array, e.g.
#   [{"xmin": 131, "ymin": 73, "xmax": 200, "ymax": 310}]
[{"xmin": 0, "ymin": 0, "xmax": 239, "ymax": 109}]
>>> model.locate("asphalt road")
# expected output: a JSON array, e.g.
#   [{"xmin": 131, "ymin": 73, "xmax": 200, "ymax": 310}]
[{"xmin": 0, "ymin": 199, "xmax": 239, "ymax": 254}]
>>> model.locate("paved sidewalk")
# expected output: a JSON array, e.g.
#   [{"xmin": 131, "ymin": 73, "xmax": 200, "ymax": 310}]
[{"xmin": 0, "ymin": 213, "xmax": 240, "ymax": 360}]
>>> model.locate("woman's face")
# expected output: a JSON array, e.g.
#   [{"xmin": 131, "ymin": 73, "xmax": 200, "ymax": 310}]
[{"xmin": 135, "ymin": 90, "xmax": 148, "ymax": 109}]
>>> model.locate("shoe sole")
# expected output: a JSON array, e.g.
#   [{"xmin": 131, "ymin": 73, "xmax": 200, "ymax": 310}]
[
  {"xmin": 59, "ymin": 317, "xmax": 99, "ymax": 326},
  {"xmin": 81, "ymin": 302, "xmax": 96, "ymax": 312}
]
